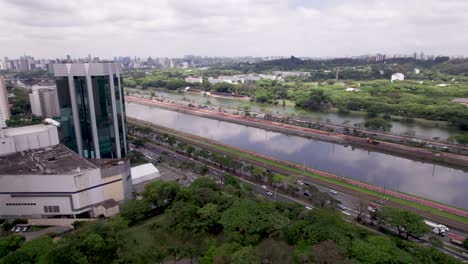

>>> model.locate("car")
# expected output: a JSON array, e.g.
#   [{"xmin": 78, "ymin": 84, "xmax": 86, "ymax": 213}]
[
  {"xmin": 265, "ymin": 191, "xmax": 273, "ymax": 196},
  {"xmin": 337, "ymin": 204, "xmax": 346, "ymax": 210},
  {"xmin": 303, "ymin": 182, "xmax": 311, "ymax": 187},
  {"xmin": 305, "ymin": 206, "xmax": 312, "ymax": 210},
  {"xmin": 297, "ymin": 180, "xmax": 304, "ymax": 186},
  {"xmin": 10, "ymin": 226, "xmax": 16, "ymax": 232},
  {"xmin": 14, "ymin": 226, "xmax": 21, "ymax": 233},
  {"xmin": 261, "ymin": 185, "xmax": 267, "ymax": 189},
  {"xmin": 21, "ymin": 226, "xmax": 28, "ymax": 232},
  {"xmin": 329, "ymin": 189, "xmax": 338, "ymax": 195}
]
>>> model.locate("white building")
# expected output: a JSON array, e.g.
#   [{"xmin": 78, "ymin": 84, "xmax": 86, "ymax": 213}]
[
  {"xmin": 185, "ymin": 76, "xmax": 203, "ymax": 83},
  {"xmin": 209, "ymin": 76, "xmax": 245, "ymax": 85},
  {"xmin": 29, "ymin": 82, "xmax": 60, "ymax": 118},
  {"xmin": 0, "ymin": 124, "xmax": 59, "ymax": 156},
  {"xmin": 273, "ymin": 71, "xmax": 310, "ymax": 78},
  {"xmin": 0, "ymin": 144, "xmax": 132, "ymax": 218},
  {"xmin": 131, "ymin": 163, "xmax": 160, "ymax": 185},
  {"xmin": 345, "ymin": 87, "xmax": 360, "ymax": 92},
  {"xmin": 391, "ymin": 73, "xmax": 405, "ymax": 82},
  {"xmin": 0, "ymin": 76, "xmax": 10, "ymax": 128}
]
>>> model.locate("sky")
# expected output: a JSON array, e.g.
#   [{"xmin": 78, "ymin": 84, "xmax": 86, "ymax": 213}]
[{"xmin": 1, "ymin": 0, "xmax": 468, "ymax": 58}]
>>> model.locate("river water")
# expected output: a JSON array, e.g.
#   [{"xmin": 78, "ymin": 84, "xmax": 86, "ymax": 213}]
[
  {"xmin": 127, "ymin": 102, "xmax": 468, "ymax": 210},
  {"xmin": 138, "ymin": 89, "xmax": 460, "ymax": 141}
]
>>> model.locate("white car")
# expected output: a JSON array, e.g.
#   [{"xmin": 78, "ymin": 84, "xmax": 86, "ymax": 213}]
[
  {"xmin": 329, "ymin": 189, "xmax": 338, "ymax": 195},
  {"xmin": 337, "ymin": 204, "xmax": 346, "ymax": 210},
  {"xmin": 265, "ymin": 191, "xmax": 273, "ymax": 196},
  {"xmin": 14, "ymin": 226, "xmax": 21, "ymax": 233},
  {"xmin": 305, "ymin": 206, "xmax": 312, "ymax": 210}
]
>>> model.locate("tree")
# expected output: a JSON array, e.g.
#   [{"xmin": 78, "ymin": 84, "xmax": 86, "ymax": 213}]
[
  {"xmin": 186, "ymin": 145, "xmax": 196, "ymax": 155},
  {"xmin": 119, "ymin": 199, "xmax": 149, "ymax": 225},
  {"xmin": 196, "ymin": 203, "xmax": 222, "ymax": 234},
  {"xmin": 0, "ymin": 236, "xmax": 52, "ymax": 264},
  {"xmin": 294, "ymin": 89, "xmax": 330, "ymax": 110},
  {"xmin": 312, "ymin": 240, "xmax": 349, "ymax": 264},
  {"xmin": 463, "ymin": 238, "xmax": 468, "ymax": 250},
  {"xmin": 364, "ymin": 117, "xmax": 392, "ymax": 131},
  {"xmin": 231, "ymin": 246, "xmax": 257, "ymax": 264},
  {"xmin": 454, "ymin": 133, "xmax": 468, "ymax": 144},
  {"xmin": 143, "ymin": 180, "xmax": 180, "ymax": 209},
  {"xmin": 0, "ymin": 235, "xmax": 25, "ymax": 259},
  {"xmin": 378, "ymin": 207, "xmax": 430, "ymax": 239},
  {"xmin": 256, "ymin": 238, "xmax": 293, "ymax": 264},
  {"xmin": 355, "ymin": 199, "xmax": 367, "ymax": 222},
  {"xmin": 220, "ymin": 200, "xmax": 289, "ymax": 245}
]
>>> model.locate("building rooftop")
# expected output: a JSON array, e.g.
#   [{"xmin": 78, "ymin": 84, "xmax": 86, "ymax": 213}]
[
  {"xmin": 131, "ymin": 163, "xmax": 159, "ymax": 178},
  {"xmin": 0, "ymin": 144, "xmax": 98, "ymax": 175},
  {"xmin": 3, "ymin": 124, "xmax": 52, "ymax": 137},
  {"xmin": 451, "ymin": 98, "xmax": 468, "ymax": 104}
]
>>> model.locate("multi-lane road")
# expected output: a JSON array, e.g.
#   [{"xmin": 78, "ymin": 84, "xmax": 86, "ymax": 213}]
[{"xmin": 134, "ymin": 142, "xmax": 468, "ymax": 261}]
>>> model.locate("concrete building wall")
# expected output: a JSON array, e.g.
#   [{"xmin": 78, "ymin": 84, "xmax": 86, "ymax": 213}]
[
  {"xmin": 29, "ymin": 92, "xmax": 42, "ymax": 116},
  {"xmin": 0, "ymin": 76, "xmax": 10, "ymax": 128},
  {"xmin": 30, "ymin": 86, "xmax": 60, "ymax": 118},
  {"xmin": 0, "ymin": 125, "xmax": 60, "ymax": 155},
  {"xmin": 0, "ymin": 166, "xmax": 129, "ymax": 218}
]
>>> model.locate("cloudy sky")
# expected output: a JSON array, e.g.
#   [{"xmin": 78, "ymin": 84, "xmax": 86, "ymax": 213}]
[{"xmin": 1, "ymin": 0, "xmax": 467, "ymax": 58}]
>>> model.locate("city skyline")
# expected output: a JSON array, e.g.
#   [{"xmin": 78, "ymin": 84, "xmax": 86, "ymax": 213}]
[{"xmin": 1, "ymin": 0, "xmax": 468, "ymax": 58}]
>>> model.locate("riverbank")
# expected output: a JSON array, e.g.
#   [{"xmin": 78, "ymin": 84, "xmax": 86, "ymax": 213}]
[
  {"xmin": 128, "ymin": 117, "xmax": 468, "ymax": 231},
  {"xmin": 126, "ymin": 95, "xmax": 468, "ymax": 169},
  {"xmin": 126, "ymin": 87, "xmax": 462, "ymax": 141}
]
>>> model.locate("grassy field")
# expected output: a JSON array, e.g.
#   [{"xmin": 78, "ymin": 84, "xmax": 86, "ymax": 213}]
[{"xmin": 131, "ymin": 120, "xmax": 468, "ymax": 225}]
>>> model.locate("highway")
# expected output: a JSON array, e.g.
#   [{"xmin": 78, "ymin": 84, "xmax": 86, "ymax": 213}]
[{"xmin": 134, "ymin": 141, "xmax": 468, "ymax": 260}]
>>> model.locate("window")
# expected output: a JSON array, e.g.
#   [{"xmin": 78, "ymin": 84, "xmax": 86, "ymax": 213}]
[{"xmin": 43, "ymin": 205, "xmax": 60, "ymax": 213}]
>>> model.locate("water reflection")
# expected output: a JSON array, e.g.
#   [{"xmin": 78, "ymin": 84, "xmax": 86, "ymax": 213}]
[
  {"xmin": 144, "ymin": 89, "xmax": 459, "ymax": 140},
  {"xmin": 127, "ymin": 102, "xmax": 468, "ymax": 210}
]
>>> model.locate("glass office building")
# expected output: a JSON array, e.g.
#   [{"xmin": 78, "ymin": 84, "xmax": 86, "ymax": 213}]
[{"xmin": 53, "ymin": 63, "xmax": 127, "ymax": 159}]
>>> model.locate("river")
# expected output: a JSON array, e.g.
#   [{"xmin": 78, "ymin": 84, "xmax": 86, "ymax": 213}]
[
  {"xmin": 126, "ymin": 102, "xmax": 468, "ymax": 210},
  {"xmin": 132, "ymin": 89, "xmax": 460, "ymax": 141}
]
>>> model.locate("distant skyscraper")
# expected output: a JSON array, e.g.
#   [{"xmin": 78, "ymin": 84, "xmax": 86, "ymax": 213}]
[
  {"xmin": 29, "ymin": 82, "xmax": 60, "ymax": 118},
  {"xmin": 53, "ymin": 63, "xmax": 128, "ymax": 159},
  {"xmin": 0, "ymin": 76, "xmax": 10, "ymax": 128}
]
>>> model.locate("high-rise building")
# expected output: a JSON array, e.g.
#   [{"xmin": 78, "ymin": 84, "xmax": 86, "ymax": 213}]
[
  {"xmin": 53, "ymin": 63, "xmax": 128, "ymax": 159},
  {"xmin": 0, "ymin": 76, "xmax": 10, "ymax": 128},
  {"xmin": 29, "ymin": 82, "xmax": 60, "ymax": 118}
]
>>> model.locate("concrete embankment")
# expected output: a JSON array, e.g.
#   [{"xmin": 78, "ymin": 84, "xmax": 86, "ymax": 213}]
[
  {"xmin": 128, "ymin": 117, "xmax": 468, "ymax": 232},
  {"xmin": 126, "ymin": 96, "xmax": 468, "ymax": 169}
]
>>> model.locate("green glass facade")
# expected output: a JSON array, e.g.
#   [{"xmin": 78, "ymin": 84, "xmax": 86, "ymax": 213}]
[{"xmin": 54, "ymin": 64, "xmax": 127, "ymax": 159}]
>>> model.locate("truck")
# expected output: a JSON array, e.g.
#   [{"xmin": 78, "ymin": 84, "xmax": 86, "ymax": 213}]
[{"xmin": 424, "ymin": 220, "xmax": 449, "ymax": 236}]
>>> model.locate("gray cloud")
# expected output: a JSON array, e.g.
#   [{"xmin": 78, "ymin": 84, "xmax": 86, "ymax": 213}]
[{"xmin": 0, "ymin": 0, "xmax": 467, "ymax": 58}]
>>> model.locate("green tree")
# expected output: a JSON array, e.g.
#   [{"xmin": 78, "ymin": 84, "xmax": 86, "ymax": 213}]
[
  {"xmin": 294, "ymin": 89, "xmax": 330, "ymax": 110},
  {"xmin": 378, "ymin": 207, "xmax": 430, "ymax": 239},
  {"xmin": 0, "ymin": 235, "xmax": 25, "ymax": 259},
  {"xmin": 119, "ymin": 199, "xmax": 149, "ymax": 225},
  {"xmin": 143, "ymin": 180, "xmax": 180, "ymax": 209},
  {"xmin": 220, "ymin": 200, "xmax": 289, "ymax": 245},
  {"xmin": 454, "ymin": 133, "xmax": 468, "ymax": 144},
  {"xmin": 364, "ymin": 117, "xmax": 392, "ymax": 131},
  {"xmin": 256, "ymin": 238, "xmax": 293, "ymax": 264},
  {"xmin": 231, "ymin": 246, "xmax": 257, "ymax": 264},
  {"xmin": 0, "ymin": 236, "xmax": 52, "ymax": 264}
]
